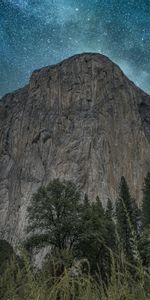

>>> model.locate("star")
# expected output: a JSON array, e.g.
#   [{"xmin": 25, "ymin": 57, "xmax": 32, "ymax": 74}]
[{"xmin": 0, "ymin": 0, "xmax": 149, "ymax": 96}]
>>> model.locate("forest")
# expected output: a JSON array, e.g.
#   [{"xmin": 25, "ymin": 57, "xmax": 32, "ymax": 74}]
[{"xmin": 0, "ymin": 175, "xmax": 150, "ymax": 300}]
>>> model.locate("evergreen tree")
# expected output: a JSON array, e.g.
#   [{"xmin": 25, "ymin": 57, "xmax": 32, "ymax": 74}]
[
  {"xmin": 77, "ymin": 196, "xmax": 109, "ymax": 277},
  {"xmin": 116, "ymin": 176, "xmax": 137, "ymax": 261},
  {"xmin": 105, "ymin": 199, "xmax": 116, "ymax": 251},
  {"xmin": 0, "ymin": 240, "xmax": 15, "ymax": 275},
  {"xmin": 140, "ymin": 173, "xmax": 150, "ymax": 268},
  {"xmin": 104, "ymin": 199, "xmax": 117, "ymax": 278},
  {"xmin": 142, "ymin": 172, "xmax": 150, "ymax": 228},
  {"xmin": 105, "ymin": 198, "xmax": 114, "ymax": 220},
  {"xmin": 84, "ymin": 193, "xmax": 89, "ymax": 206}
]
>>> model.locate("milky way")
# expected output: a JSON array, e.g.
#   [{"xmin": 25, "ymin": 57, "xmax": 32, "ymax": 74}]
[{"xmin": 0, "ymin": 0, "xmax": 150, "ymax": 96}]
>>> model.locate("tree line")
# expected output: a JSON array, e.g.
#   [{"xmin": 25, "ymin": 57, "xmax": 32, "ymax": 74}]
[
  {"xmin": 0, "ymin": 173, "xmax": 150, "ymax": 299},
  {"xmin": 24, "ymin": 174, "xmax": 150, "ymax": 277}
]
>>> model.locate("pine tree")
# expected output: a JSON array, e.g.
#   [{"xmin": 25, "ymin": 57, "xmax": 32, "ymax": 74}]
[
  {"xmin": 103, "ymin": 199, "xmax": 117, "ymax": 278},
  {"xmin": 77, "ymin": 195, "xmax": 109, "ymax": 277},
  {"xmin": 105, "ymin": 199, "xmax": 116, "ymax": 251},
  {"xmin": 84, "ymin": 193, "xmax": 89, "ymax": 206},
  {"xmin": 142, "ymin": 172, "xmax": 150, "ymax": 228},
  {"xmin": 116, "ymin": 176, "xmax": 137, "ymax": 261},
  {"xmin": 140, "ymin": 173, "xmax": 150, "ymax": 268},
  {"xmin": 105, "ymin": 198, "xmax": 114, "ymax": 220},
  {"xmin": 0, "ymin": 240, "xmax": 15, "ymax": 275}
]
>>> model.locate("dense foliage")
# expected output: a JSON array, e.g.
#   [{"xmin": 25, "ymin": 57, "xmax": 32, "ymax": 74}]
[
  {"xmin": 140, "ymin": 172, "xmax": 150, "ymax": 269},
  {"xmin": 0, "ymin": 239, "xmax": 15, "ymax": 274},
  {"xmin": 142, "ymin": 172, "xmax": 150, "ymax": 228},
  {"xmin": 25, "ymin": 179, "xmax": 81, "ymax": 252},
  {"xmin": 25, "ymin": 179, "xmax": 116, "ymax": 277},
  {"xmin": 116, "ymin": 176, "xmax": 139, "ymax": 264},
  {"xmin": 0, "ymin": 175, "xmax": 150, "ymax": 299}
]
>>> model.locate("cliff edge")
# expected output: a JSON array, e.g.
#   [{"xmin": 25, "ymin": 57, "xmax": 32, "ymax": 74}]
[{"xmin": 0, "ymin": 53, "xmax": 150, "ymax": 244}]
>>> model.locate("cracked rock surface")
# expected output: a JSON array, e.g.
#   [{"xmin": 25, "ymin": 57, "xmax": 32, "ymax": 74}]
[{"xmin": 0, "ymin": 53, "xmax": 150, "ymax": 244}]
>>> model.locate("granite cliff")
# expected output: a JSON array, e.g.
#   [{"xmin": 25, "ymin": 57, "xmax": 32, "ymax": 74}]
[{"xmin": 0, "ymin": 53, "xmax": 150, "ymax": 245}]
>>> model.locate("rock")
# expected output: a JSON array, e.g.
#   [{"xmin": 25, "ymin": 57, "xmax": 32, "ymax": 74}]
[{"xmin": 0, "ymin": 52, "xmax": 150, "ymax": 245}]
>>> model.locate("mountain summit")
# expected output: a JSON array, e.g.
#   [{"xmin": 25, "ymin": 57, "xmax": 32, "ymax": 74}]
[{"xmin": 0, "ymin": 53, "xmax": 150, "ymax": 243}]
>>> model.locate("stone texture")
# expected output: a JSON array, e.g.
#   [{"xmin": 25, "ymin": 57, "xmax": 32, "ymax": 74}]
[{"xmin": 0, "ymin": 53, "xmax": 150, "ymax": 245}]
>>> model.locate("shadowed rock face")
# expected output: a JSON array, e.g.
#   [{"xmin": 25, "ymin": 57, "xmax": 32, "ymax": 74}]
[{"xmin": 0, "ymin": 53, "xmax": 150, "ymax": 244}]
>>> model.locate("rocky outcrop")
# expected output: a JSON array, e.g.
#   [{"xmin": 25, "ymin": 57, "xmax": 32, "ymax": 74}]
[{"xmin": 0, "ymin": 53, "xmax": 150, "ymax": 244}]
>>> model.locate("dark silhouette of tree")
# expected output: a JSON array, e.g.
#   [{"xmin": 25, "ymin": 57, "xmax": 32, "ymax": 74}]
[
  {"xmin": 25, "ymin": 179, "xmax": 81, "ymax": 252},
  {"xmin": 116, "ymin": 176, "xmax": 138, "ymax": 262}
]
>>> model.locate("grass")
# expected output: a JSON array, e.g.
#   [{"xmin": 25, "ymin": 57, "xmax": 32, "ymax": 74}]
[{"xmin": 0, "ymin": 248, "xmax": 150, "ymax": 300}]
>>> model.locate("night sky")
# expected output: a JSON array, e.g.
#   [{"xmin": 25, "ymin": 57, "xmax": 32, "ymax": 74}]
[{"xmin": 0, "ymin": 0, "xmax": 150, "ymax": 96}]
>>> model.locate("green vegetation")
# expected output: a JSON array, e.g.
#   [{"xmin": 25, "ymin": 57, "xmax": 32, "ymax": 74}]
[
  {"xmin": 116, "ymin": 176, "xmax": 139, "ymax": 265},
  {"xmin": 140, "ymin": 172, "xmax": 150, "ymax": 269},
  {"xmin": 0, "ymin": 239, "xmax": 15, "ymax": 274},
  {"xmin": 142, "ymin": 172, "xmax": 150, "ymax": 228},
  {"xmin": 25, "ymin": 179, "xmax": 81, "ymax": 252},
  {"xmin": 0, "ymin": 175, "xmax": 150, "ymax": 299},
  {"xmin": 0, "ymin": 249, "xmax": 150, "ymax": 300}
]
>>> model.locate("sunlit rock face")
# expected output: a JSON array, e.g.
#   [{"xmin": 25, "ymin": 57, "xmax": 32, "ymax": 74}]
[{"xmin": 0, "ymin": 53, "xmax": 150, "ymax": 244}]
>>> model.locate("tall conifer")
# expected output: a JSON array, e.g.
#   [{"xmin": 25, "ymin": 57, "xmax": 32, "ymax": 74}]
[{"xmin": 116, "ymin": 176, "xmax": 137, "ymax": 261}]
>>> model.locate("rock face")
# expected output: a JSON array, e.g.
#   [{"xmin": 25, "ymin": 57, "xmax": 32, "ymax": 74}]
[{"xmin": 0, "ymin": 53, "xmax": 150, "ymax": 244}]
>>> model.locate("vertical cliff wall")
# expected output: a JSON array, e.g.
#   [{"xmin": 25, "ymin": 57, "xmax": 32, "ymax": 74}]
[{"xmin": 0, "ymin": 53, "xmax": 150, "ymax": 244}]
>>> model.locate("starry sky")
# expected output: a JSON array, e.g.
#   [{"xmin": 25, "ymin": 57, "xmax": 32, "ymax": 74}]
[{"xmin": 0, "ymin": 0, "xmax": 150, "ymax": 96}]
